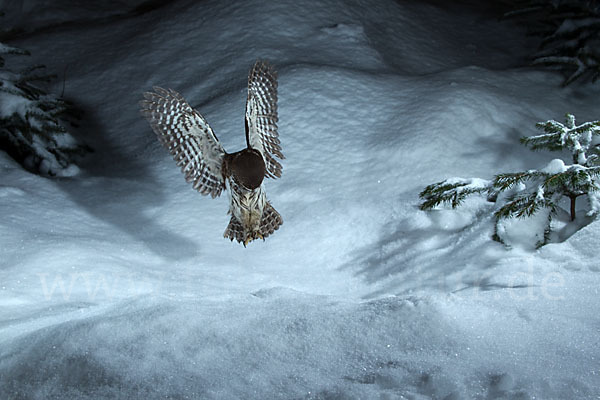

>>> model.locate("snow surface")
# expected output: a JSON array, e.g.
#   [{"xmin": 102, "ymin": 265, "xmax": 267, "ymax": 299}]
[
  {"xmin": 1, "ymin": 0, "xmax": 600, "ymax": 398},
  {"xmin": 0, "ymin": 74, "xmax": 31, "ymax": 119}
]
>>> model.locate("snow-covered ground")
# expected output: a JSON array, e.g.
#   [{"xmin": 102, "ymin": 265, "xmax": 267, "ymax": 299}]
[{"xmin": 1, "ymin": 0, "xmax": 600, "ymax": 398}]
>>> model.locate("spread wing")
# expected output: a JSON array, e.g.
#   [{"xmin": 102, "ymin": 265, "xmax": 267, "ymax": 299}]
[
  {"xmin": 245, "ymin": 60, "xmax": 284, "ymax": 179},
  {"xmin": 140, "ymin": 87, "xmax": 226, "ymax": 198}
]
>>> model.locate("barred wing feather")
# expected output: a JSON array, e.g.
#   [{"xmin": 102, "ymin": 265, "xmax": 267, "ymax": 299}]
[
  {"xmin": 140, "ymin": 87, "xmax": 226, "ymax": 198},
  {"xmin": 245, "ymin": 61, "xmax": 284, "ymax": 179}
]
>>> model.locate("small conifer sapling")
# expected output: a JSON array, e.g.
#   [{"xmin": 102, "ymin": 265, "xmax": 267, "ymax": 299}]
[
  {"xmin": 0, "ymin": 41, "xmax": 88, "ymax": 176},
  {"xmin": 419, "ymin": 113, "xmax": 600, "ymax": 247}
]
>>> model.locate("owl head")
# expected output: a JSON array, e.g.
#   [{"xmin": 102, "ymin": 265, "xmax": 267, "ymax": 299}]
[{"xmin": 231, "ymin": 148, "xmax": 266, "ymax": 190}]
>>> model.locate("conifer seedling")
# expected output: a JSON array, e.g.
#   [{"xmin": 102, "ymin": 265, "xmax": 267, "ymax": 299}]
[
  {"xmin": 420, "ymin": 114, "xmax": 600, "ymax": 247},
  {"xmin": 0, "ymin": 41, "xmax": 88, "ymax": 176}
]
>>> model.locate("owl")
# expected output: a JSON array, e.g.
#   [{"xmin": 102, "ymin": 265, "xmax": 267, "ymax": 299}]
[{"xmin": 140, "ymin": 61, "xmax": 283, "ymax": 246}]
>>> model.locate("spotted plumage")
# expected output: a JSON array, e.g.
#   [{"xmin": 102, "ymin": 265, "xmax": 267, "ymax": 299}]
[{"xmin": 140, "ymin": 61, "xmax": 283, "ymax": 246}]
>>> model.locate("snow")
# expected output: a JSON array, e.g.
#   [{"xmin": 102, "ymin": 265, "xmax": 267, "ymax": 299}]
[
  {"xmin": 589, "ymin": 192, "xmax": 600, "ymax": 216},
  {"xmin": 496, "ymin": 205, "xmax": 551, "ymax": 250},
  {"xmin": 1, "ymin": 0, "xmax": 600, "ymax": 398},
  {"xmin": 542, "ymin": 158, "xmax": 567, "ymax": 174},
  {"xmin": 0, "ymin": 76, "xmax": 30, "ymax": 119}
]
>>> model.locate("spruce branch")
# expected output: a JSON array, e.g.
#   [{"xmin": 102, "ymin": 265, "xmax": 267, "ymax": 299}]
[
  {"xmin": 520, "ymin": 134, "xmax": 565, "ymax": 151},
  {"xmin": 492, "ymin": 171, "xmax": 546, "ymax": 191},
  {"xmin": 494, "ymin": 192, "xmax": 556, "ymax": 220},
  {"xmin": 419, "ymin": 178, "xmax": 491, "ymax": 210},
  {"xmin": 523, "ymin": 114, "xmax": 600, "ymax": 164},
  {"xmin": 504, "ymin": 0, "xmax": 600, "ymax": 85}
]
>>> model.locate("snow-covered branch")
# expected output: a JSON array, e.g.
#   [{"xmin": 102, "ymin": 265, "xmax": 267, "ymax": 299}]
[{"xmin": 0, "ymin": 41, "xmax": 88, "ymax": 176}]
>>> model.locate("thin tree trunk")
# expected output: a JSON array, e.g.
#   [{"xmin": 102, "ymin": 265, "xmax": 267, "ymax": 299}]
[{"xmin": 570, "ymin": 195, "xmax": 577, "ymax": 221}]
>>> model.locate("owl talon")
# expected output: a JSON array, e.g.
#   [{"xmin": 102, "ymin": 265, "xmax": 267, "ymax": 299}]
[{"xmin": 242, "ymin": 232, "xmax": 263, "ymax": 246}]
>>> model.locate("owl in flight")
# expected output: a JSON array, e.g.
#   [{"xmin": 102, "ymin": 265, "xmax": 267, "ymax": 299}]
[{"xmin": 140, "ymin": 61, "xmax": 283, "ymax": 246}]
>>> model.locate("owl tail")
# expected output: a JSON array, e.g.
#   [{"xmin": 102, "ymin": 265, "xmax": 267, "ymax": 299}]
[
  {"xmin": 260, "ymin": 202, "xmax": 283, "ymax": 239},
  {"xmin": 223, "ymin": 202, "xmax": 283, "ymax": 246},
  {"xmin": 224, "ymin": 216, "xmax": 245, "ymax": 244}
]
